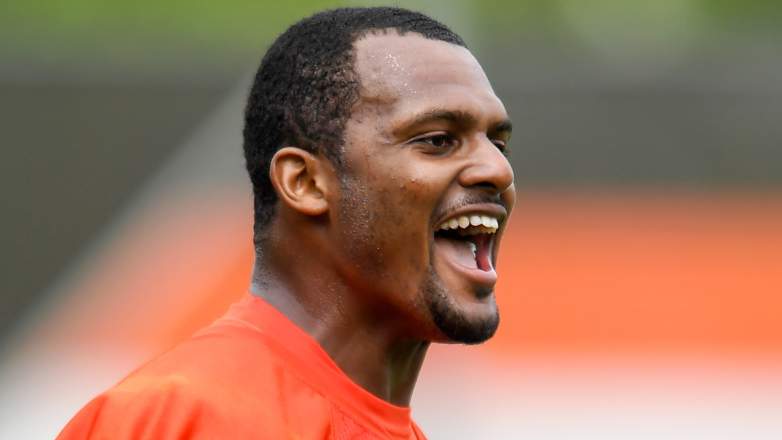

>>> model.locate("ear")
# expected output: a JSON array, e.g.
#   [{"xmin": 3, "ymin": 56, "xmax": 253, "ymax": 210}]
[{"xmin": 269, "ymin": 147, "xmax": 332, "ymax": 217}]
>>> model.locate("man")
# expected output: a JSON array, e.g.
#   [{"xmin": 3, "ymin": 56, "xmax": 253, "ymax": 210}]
[{"xmin": 58, "ymin": 6, "xmax": 514, "ymax": 439}]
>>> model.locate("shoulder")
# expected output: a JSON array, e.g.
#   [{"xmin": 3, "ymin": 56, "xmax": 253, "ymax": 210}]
[
  {"xmin": 58, "ymin": 373, "xmax": 221, "ymax": 439},
  {"xmin": 58, "ymin": 328, "xmax": 332, "ymax": 439}
]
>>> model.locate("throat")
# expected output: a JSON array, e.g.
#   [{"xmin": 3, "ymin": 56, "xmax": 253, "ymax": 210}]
[{"xmin": 325, "ymin": 326, "xmax": 430, "ymax": 406}]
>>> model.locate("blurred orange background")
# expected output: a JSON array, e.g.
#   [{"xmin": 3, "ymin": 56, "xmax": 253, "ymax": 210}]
[{"xmin": 36, "ymin": 190, "xmax": 782, "ymax": 359}]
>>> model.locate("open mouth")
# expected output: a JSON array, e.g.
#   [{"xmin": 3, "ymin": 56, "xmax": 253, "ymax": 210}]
[{"xmin": 433, "ymin": 214, "xmax": 499, "ymax": 275}]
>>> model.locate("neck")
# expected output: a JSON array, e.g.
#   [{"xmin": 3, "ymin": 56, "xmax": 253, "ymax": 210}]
[{"xmin": 251, "ymin": 237, "xmax": 429, "ymax": 406}]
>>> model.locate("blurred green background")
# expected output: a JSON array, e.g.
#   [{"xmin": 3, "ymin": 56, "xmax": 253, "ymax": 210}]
[
  {"xmin": 3, "ymin": 0, "xmax": 782, "ymax": 57},
  {"xmin": 2, "ymin": 0, "xmax": 781, "ymax": 343}
]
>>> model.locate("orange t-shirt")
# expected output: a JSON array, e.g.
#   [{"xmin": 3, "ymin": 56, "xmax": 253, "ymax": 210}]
[{"xmin": 58, "ymin": 294, "xmax": 427, "ymax": 439}]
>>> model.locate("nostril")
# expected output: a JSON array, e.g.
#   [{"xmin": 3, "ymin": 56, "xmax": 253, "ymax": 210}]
[{"xmin": 472, "ymin": 182, "xmax": 498, "ymax": 192}]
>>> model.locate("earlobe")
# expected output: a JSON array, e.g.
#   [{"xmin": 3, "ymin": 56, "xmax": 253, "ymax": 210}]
[{"xmin": 269, "ymin": 147, "xmax": 331, "ymax": 217}]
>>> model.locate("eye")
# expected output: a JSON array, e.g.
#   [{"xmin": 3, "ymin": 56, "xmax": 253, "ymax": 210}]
[
  {"xmin": 492, "ymin": 139, "xmax": 509, "ymax": 156},
  {"xmin": 414, "ymin": 133, "xmax": 459, "ymax": 150}
]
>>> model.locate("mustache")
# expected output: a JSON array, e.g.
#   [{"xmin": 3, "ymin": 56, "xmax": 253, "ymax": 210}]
[{"xmin": 435, "ymin": 192, "xmax": 507, "ymax": 220}]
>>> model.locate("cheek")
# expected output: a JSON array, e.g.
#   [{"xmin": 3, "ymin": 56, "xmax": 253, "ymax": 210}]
[
  {"xmin": 379, "ymin": 178, "xmax": 449, "ymax": 294},
  {"xmin": 341, "ymin": 146, "xmax": 450, "ymax": 270},
  {"xmin": 345, "ymin": 175, "xmax": 437, "ymax": 281},
  {"xmin": 371, "ymin": 180, "xmax": 428, "ymax": 256}
]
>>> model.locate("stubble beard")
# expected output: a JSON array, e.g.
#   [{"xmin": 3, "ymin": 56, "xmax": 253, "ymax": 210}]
[
  {"xmin": 338, "ymin": 173, "xmax": 500, "ymax": 344},
  {"xmin": 421, "ymin": 267, "xmax": 500, "ymax": 345}
]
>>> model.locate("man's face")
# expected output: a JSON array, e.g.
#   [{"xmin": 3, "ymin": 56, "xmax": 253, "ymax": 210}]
[{"xmin": 329, "ymin": 32, "xmax": 515, "ymax": 344}]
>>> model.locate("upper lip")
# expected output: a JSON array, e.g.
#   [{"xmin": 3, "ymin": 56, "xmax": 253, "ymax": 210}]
[{"xmin": 433, "ymin": 203, "xmax": 508, "ymax": 231}]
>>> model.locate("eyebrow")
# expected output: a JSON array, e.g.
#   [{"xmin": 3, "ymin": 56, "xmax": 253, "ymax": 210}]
[
  {"xmin": 401, "ymin": 108, "xmax": 512, "ymax": 135},
  {"xmin": 492, "ymin": 119, "xmax": 513, "ymax": 135}
]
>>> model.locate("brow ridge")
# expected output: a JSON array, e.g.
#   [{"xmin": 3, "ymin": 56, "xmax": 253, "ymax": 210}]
[{"xmin": 404, "ymin": 108, "xmax": 512, "ymax": 134}]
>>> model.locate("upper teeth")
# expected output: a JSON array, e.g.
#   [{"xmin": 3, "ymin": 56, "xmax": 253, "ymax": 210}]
[{"xmin": 438, "ymin": 214, "xmax": 499, "ymax": 234}]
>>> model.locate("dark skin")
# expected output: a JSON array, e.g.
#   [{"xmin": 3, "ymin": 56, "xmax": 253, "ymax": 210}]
[{"xmin": 251, "ymin": 32, "xmax": 515, "ymax": 406}]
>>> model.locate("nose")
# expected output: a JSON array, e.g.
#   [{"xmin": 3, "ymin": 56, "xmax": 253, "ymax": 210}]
[{"xmin": 458, "ymin": 136, "xmax": 514, "ymax": 194}]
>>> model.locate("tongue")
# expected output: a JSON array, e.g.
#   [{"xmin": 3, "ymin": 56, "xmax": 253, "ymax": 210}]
[
  {"xmin": 434, "ymin": 237, "xmax": 478, "ymax": 269},
  {"xmin": 474, "ymin": 234, "xmax": 492, "ymax": 271}
]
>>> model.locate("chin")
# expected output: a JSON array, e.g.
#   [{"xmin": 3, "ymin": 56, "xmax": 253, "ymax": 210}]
[{"xmin": 422, "ymin": 277, "xmax": 500, "ymax": 344}]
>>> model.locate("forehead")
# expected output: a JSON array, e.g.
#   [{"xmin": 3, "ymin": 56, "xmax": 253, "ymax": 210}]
[{"xmin": 352, "ymin": 31, "xmax": 505, "ymax": 122}]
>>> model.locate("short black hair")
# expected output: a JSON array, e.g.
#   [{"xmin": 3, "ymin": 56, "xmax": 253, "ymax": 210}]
[{"xmin": 242, "ymin": 7, "xmax": 466, "ymax": 243}]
